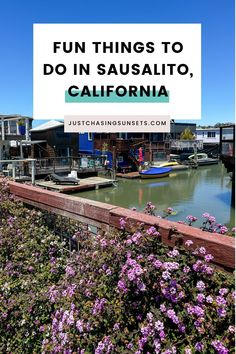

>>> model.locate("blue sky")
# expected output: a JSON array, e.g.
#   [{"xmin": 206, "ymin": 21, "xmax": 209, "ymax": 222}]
[{"xmin": 0, "ymin": 0, "xmax": 234, "ymax": 127}]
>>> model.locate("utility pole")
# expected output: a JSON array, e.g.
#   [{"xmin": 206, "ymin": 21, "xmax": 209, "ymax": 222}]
[{"xmin": 112, "ymin": 145, "xmax": 116, "ymax": 181}]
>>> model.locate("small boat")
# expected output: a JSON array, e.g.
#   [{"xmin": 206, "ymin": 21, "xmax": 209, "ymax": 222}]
[
  {"xmin": 159, "ymin": 161, "xmax": 189, "ymax": 171},
  {"xmin": 139, "ymin": 167, "xmax": 172, "ymax": 179},
  {"xmin": 187, "ymin": 153, "xmax": 219, "ymax": 166},
  {"xmin": 160, "ymin": 161, "xmax": 179, "ymax": 167}
]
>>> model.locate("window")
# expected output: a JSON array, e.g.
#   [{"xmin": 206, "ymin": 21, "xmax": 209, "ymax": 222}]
[
  {"xmin": 88, "ymin": 133, "xmax": 93, "ymax": 141},
  {"xmin": 207, "ymin": 132, "xmax": 216, "ymax": 138}
]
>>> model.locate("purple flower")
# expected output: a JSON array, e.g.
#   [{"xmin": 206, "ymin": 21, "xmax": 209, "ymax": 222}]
[
  {"xmin": 199, "ymin": 247, "xmax": 206, "ymax": 255},
  {"xmin": 204, "ymin": 253, "xmax": 214, "ymax": 262},
  {"xmin": 178, "ymin": 324, "xmax": 186, "ymax": 333},
  {"xmin": 48, "ymin": 286, "xmax": 59, "ymax": 303},
  {"xmin": 65, "ymin": 265, "xmax": 76, "ymax": 277},
  {"xmin": 196, "ymin": 293, "xmax": 205, "ymax": 303},
  {"xmin": 219, "ymin": 226, "xmax": 228, "ymax": 234},
  {"xmin": 155, "ymin": 320, "xmax": 164, "ymax": 331},
  {"xmin": 194, "ymin": 306, "xmax": 205, "ymax": 317},
  {"xmin": 202, "ymin": 212, "xmax": 210, "ymax": 218},
  {"xmin": 113, "ymin": 323, "xmax": 120, "ymax": 331},
  {"xmin": 146, "ymin": 312, "xmax": 153, "ymax": 322},
  {"xmin": 92, "ymin": 298, "xmax": 107, "ymax": 315},
  {"xmin": 185, "ymin": 239, "xmax": 193, "ymax": 247},
  {"xmin": 217, "ymin": 308, "xmax": 227, "ymax": 317},
  {"xmin": 183, "ymin": 266, "xmax": 190, "ymax": 273},
  {"xmin": 186, "ymin": 215, "xmax": 197, "ymax": 222},
  {"xmin": 205, "ymin": 266, "xmax": 214, "ymax": 275},
  {"xmin": 167, "ymin": 207, "xmax": 174, "ymax": 213},
  {"xmin": 195, "ymin": 342, "xmax": 204, "ymax": 352},
  {"xmin": 106, "ymin": 268, "xmax": 112, "ymax": 276},
  {"xmin": 206, "ymin": 295, "xmax": 213, "ymax": 303},
  {"xmin": 146, "ymin": 226, "xmax": 160, "ymax": 236},
  {"xmin": 76, "ymin": 320, "xmax": 83, "ymax": 333},
  {"xmin": 228, "ymin": 325, "xmax": 235, "ymax": 333},
  {"xmin": 187, "ymin": 305, "xmax": 204, "ymax": 317},
  {"xmin": 159, "ymin": 330, "xmax": 165, "ymax": 339},
  {"xmin": 216, "ymin": 296, "xmax": 227, "ymax": 307},
  {"xmin": 196, "ymin": 281, "xmax": 205, "ymax": 291},
  {"xmin": 167, "ymin": 249, "xmax": 179, "ymax": 258},
  {"xmin": 119, "ymin": 217, "xmax": 126, "ymax": 229},
  {"xmin": 137, "ymin": 281, "xmax": 146, "ymax": 292},
  {"xmin": 212, "ymin": 340, "xmax": 229, "ymax": 354},
  {"xmin": 208, "ymin": 215, "xmax": 216, "ymax": 223},
  {"xmin": 163, "ymin": 262, "xmax": 179, "ymax": 271},
  {"xmin": 219, "ymin": 288, "xmax": 228, "ymax": 296},
  {"xmin": 153, "ymin": 259, "xmax": 163, "ymax": 269},
  {"xmin": 162, "ymin": 271, "xmax": 171, "ymax": 280},
  {"xmin": 167, "ymin": 309, "xmax": 176, "ymax": 319},
  {"xmin": 185, "ymin": 349, "xmax": 192, "ymax": 354},
  {"xmin": 160, "ymin": 304, "xmax": 166, "ymax": 312},
  {"xmin": 117, "ymin": 279, "xmax": 128, "ymax": 293}
]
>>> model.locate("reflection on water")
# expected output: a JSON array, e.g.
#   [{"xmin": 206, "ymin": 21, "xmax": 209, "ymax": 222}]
[{"xmin": 73, "ymin": 163, "xmax": 235, "ymax": 228}]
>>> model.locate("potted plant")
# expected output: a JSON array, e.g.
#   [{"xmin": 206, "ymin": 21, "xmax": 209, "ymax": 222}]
[{"xmin": 18, "ymin": 119, "xmax": 26, "ymax": 135}]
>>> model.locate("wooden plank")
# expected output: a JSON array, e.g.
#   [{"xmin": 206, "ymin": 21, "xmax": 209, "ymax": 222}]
[
  {"xmin": 109, "ymin": 207, "xmax": 235, "ymax": 269},
  {"xmin": 8, "ymin": 181, "xmax": 235, "ymax": 270},
  {"xmin": 35, "ymin": 177, "xmax": 114, "ymax": 192}
]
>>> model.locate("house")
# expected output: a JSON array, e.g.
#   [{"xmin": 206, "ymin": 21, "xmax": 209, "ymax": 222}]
[
  {"xmin": 30, "ymin": 120, "xmax": 78, "ymax": 158},
  {"xmin": 30, "ymin": 121, "xmax": 95, "ymax": 158},
  {"xmin": 196, "ymin": 127, "xmax": 234, "ymax": 145},
  {"xmin": 78, "ymin": 133, "xmax": 94, "ymax": 154},
  {"xmin": 196, "ymin": 127, "xmax": 220, "ymax": 144},
  {"xmin": 196, "ymin": 126, "xmax": 234, "ymax": 156},
  {"xmin": 93, "ymin": 122, "xmax": 197, "ymax": 167},
  {"xmin": 0, "ymin": 114, "xmax": 33, "ymax": 160}
]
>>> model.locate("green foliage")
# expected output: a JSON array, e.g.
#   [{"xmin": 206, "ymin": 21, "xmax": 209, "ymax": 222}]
[{"xmin": 180, "ymin": 128, "xmax": 195, "ymax": 140}]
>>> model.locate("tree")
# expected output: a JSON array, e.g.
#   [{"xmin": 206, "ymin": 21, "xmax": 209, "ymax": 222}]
[{"xmin": 180, "ymin": 128, "xmax": 195, "ymax": 140}]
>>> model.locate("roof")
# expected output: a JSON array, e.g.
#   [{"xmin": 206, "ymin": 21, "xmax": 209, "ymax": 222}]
[
  {"xmin": 196, "ymin": 127, "xmax": 220, "ymax": 131},
  {"xmin": 0, "ymin": 115, "xmax": 33, "ymax": 121},
  {"xmin": 30, "ymin": 120, "xmax": 64, "ymax": 132}
]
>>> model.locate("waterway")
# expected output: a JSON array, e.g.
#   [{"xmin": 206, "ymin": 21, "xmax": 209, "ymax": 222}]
[{"xmin": 74, "ymin": 163, "xmax": 235, "ymax": 228}]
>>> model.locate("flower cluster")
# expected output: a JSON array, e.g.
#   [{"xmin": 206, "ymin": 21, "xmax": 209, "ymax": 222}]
[
  {"xmin": 141, "ymin": 202, "xmax": 234, "ymax": 237},
  {"xmin": 0, "ymin": 181, "xmax": 234, "ymax": 353}
]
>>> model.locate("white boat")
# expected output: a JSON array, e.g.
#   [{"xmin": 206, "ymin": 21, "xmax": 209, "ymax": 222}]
[{"xmin": 188, "ymin": 153, "xmax": 219, "ymax": 166}]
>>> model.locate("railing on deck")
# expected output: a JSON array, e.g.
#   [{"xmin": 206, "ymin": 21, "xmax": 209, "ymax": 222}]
[
  {"xmin": 8, "ymin": 181, "xmax": 235, "ymax": 270},
  {"xmin": 170, "ymin": 140, "xmax": 203, "ymax": 150},
  {"xmin": 35, "ymin": 156, "xmax": 105, "ymax": 175}
]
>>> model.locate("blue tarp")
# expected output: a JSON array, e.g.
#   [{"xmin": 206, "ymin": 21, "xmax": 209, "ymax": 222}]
[{"xmin": 139, "ymin": 167, "xmax": 172, "ymax": 175}]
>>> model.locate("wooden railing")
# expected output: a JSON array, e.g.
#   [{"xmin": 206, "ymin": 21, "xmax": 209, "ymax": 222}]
[{"xmin": 8, "ymin": 182, "xmax": 235, "ymax": 270}]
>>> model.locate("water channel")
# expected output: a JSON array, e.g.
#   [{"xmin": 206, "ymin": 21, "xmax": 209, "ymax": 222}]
[{"xmin": 74, "ymin": 163, "xmax": 235, "ymax": 228}]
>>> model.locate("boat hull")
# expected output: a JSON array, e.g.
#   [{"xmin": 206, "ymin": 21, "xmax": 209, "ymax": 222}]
[
  {"xmin": 188, "ymin": 153, "xmax": 219, "ymax": 166},
  {"xmin": 160, "ymin": 162, "xmax": 188, "ymax": 171},
  {"xmin": 139, "ymin": 167, "xmax": 172, "ymax": 179},
  {"xmin": 197, "ymin": 159, "xmax": 219, "ymax": 166},
  {"xmin": 140, "ymin": 172, "xmax": 170, "ymax": 179},
  {"xmin": 160, "ymin": 162, "xmax": 179, "ymax": 167}
]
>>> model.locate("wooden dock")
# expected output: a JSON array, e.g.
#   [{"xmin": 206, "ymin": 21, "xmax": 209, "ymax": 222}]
[
  {"xmin": 36, "ymin": 177, "xmax": 115, "ymax": 193},
  {"xmin": 116, "ymin": 172, "xmax": 140, "ymax": 179}
]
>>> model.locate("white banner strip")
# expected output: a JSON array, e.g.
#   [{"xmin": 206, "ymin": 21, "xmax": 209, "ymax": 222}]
[{"xmin": 64, "ymin": 115, "xmax": 170, "ymax": 133}]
